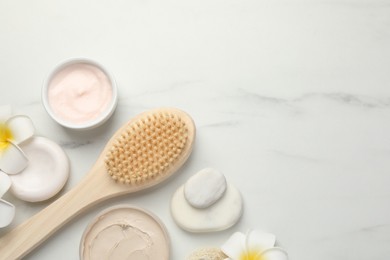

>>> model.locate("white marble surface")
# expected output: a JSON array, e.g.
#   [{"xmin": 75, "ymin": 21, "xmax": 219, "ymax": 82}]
[{"xmin": 1, "ymin": 0, "xmax": 390, "ymax": 259}]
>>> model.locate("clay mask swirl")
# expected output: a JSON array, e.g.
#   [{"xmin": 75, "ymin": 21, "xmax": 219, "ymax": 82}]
[{"xmin": 80, "ymin": 206, "xmax": 170, "ymax": 260}]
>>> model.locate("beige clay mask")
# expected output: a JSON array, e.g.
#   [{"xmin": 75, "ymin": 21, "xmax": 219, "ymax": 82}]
[{"xmin": 80, "ymin": 205, "xmax": 170, "ymax": 260}]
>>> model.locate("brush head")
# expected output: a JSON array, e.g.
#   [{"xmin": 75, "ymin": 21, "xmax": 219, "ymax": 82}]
[{"xmin": 104, "ymin": 108, "xmax": 194, "ymax": 185}]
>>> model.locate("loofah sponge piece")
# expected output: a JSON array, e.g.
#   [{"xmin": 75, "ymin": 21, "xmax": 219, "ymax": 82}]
[
  {"xmin": 186, "ymin": 247, "xmax": 227, "ymax": 260},
  {"xmin": 105, "ymin": 112, "xmax": 188, "ymax": 185}
]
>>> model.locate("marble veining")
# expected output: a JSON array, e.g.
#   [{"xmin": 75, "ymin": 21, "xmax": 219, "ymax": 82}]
[
  {"xmin": 59, "ymin": 140, "xmax": 93, "ymax": 149},
  {"xmin": 201, "ymin": 120, "xmax": 240, "ymax": 128},
  {"xmin": 238, "ymin": 88, "xmax": 390, "ymax": 108},
  {"xmin": 1, "ymin": 0, "xmax": 390, "ymax": 259},
  {"xmin": 269, "ymin": 149, "xmax": 322, "ymax": 164}
]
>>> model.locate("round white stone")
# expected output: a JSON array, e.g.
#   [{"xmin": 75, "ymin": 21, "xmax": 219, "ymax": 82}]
[
  {"xmin": 184, "ymin": 168, "xmax": 227, "ymax": 208},
  {"xmin": 10, "ymin": 136, "xmax": 69, "ymax": 202},
  {"xmin": 171, "ymin": 182, "xmax": 243, "ymax": 232}
]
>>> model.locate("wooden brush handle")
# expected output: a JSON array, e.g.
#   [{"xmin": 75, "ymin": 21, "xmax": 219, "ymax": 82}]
[
  {"xmin": 0, "ymin": 108, "xmax": 196, "ymax": 259},
  {"xmin": 0, "ymin": 167, "xmax": 106, "ymax": 260}
]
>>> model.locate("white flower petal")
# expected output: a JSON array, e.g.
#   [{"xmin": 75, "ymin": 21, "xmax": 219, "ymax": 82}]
[
  {"xmin": 261, "ymin": 247, "xmax": 288, "ymax": 260},
  {"xmin": 221, "ymin": 232, "xmax": 247, "ymax": 259},
  {"xmin": 0, "ymin": 106, "xmax": 12, "ymax": 121},
  {"xmin": 0, "ymin": 171, "xmax": 11, "ymax": 197},
  {"xmin": 246, "ymin": 230, "xmax": 276, "ymax": 252},
  {"xmin": 0, "ymin": 141, "xmax": 28, "ymax": 174},
  {"xmin": 0, "ymin": 199, "xmax": 15, "ymax": 228},
  {"xmin": 6, "ymin": 115, "xmax": 35, "ymax": 144}
]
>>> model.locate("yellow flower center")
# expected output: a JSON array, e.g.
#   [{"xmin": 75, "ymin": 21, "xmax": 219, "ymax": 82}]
[
  {"xmin": 0, "ymin": 123, "xmax": 13, "ymax": 151},
  {"xmin": 240, "ymin": 250, "xmax": 265, "ymax": 260}
]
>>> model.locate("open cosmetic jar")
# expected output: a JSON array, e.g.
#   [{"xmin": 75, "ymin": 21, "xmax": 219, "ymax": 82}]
[
  {"xmin": 80, "ymin": 205, "xmax": 170, "ymax": 260},
  {"xmin": 42, "ymin": 58, "xmax": 118, "ymax": 130}
]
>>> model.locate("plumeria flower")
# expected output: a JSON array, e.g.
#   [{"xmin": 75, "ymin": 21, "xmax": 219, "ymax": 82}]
[
  {"xmin": 0, "ymin": 106, "xmax": 35, "ymax": 227},
  {"xmin": 0, "ymin": 171, "xmax": 14, "ymax": 228},
  {"xmin": 0, "ymin": 106, "xmax": 35, "ymax": 174},
  {"xmin": 221, "ymin": 230, "xmax": 288, "ymax": 260}
]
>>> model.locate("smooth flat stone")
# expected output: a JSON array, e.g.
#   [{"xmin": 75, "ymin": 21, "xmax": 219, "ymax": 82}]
[
  {"xmin": 184, "ymin": 168, "xmax": 227, "ymax": 208},
  {"xmin": 10, "ymin": 136, "xmax": 69, "ymax": 202},
  {"xmin": 171, "ymin": 182, "xmax": 243, "ymax": 232}
]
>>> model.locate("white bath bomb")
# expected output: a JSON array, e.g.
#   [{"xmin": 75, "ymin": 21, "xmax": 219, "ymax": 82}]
[
  {"xmin": 184, "ymin": 168, "xmax": 227, "ymax": 208},
  {"xmin": 171, "ymin": 182, "xmax": 243, "ymax": 232}
]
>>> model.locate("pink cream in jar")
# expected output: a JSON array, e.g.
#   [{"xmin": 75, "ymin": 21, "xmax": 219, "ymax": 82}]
[{"xmin": 43, "ymin": 59, "xmax": 117, "ymax": 130}]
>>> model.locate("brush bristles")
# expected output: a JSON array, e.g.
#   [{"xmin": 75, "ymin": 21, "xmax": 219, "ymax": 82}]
[{"xmin": 105, "ymin": 112, "xmax": 189, "ymax": 185}]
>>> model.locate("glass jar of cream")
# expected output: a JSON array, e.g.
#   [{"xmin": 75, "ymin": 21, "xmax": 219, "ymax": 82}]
[{"xmin": 42, "ymin": 58, "xmax": 118, "ymax": 130}]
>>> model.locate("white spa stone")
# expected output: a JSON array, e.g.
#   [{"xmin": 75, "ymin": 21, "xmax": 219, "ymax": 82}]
[
  {"xmin": 184, "ymin": 168, "xmax": 227, "ymax": 208},
  {"xmin": 171, "ymin": 182, "xmax": 243, "ymax": 232},
  {"xmin": 9, "ymin": 136, "xmax": 69, "ymax": 202}
]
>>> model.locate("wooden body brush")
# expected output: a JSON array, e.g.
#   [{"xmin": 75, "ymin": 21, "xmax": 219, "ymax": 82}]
[{"xmin": 0, "ymin": 108, "xmax": 195, "ymax": 260}]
